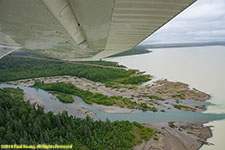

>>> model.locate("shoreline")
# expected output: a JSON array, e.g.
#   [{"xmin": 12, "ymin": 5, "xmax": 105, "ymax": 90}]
[
  {"xmin": 22, "ymin": 89, "xmax": 97, "ymax": 117},
  {"xmin": 6, "ymin": 75, "xmax": 210, "ymax": 113},
  {"xmin": 135, "ymin": 122, "xmax": 213, "ymax": 150},
  {"xmin": 3, "ymin": 75, "xmax": 214, "ymax": 149},
  {"xmin": 92, "ymin": 103, "xmax": 135, "ymax": 114}
]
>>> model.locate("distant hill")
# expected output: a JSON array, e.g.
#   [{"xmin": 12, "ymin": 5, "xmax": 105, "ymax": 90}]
[
  {"xmin": 109, "ymin": 41, "xmax": 225, "ymax": 58},
  {"xmin": 142, "ymin": 41, "xmax": 225, "ymax": 49},
  {"xmin": 109, "ymin": 45, "xmax": 151, "ymax": 58}
]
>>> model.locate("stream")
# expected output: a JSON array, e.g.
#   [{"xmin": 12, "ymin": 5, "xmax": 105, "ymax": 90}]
[{"xmin": 1, "ymin": 84, "xmax": 225, "ymax": 124}]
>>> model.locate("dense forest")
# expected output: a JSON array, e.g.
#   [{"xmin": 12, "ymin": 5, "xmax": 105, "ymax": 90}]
[
  {"xmin": 0, "ymin": 51, "xmax": 158, "ymax": 148},
  {"xmin": 50, "ymin": 91, "xmax": 74, "ymax": 103},
  {"xmin": 34, "ymin": 81, "xmax": 158, "ymax": 112},
  {"xmin": 0, "ymin": 88, "xmax": 158, "ymax": 149},
  {"xmin": 0, "ymin": 51, "xmax": 150, "ymax": 85}
]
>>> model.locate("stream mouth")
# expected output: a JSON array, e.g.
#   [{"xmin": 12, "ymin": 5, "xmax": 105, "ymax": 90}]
[{"xmin": 1, "ymin": 83, "xmax": 225, "ymax": 123}]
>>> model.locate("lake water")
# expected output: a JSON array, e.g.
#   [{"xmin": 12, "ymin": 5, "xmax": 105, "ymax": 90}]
[{"xmin": 107, "ymin": 46, "xmax": 225, "ymax": 150}]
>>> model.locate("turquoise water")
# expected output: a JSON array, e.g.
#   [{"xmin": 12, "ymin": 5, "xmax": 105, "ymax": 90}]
[
  {"xmin": 0, "ymin": 84, "xmax": 88, "ymax": 118},
  {"xmin": 1, "ymin": 84, "xmax": 225, "ymax": 124}
]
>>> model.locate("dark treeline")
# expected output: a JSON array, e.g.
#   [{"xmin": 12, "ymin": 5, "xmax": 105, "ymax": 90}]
[
  {"xmin": 0, "ymin": 51, "xmax": 149, "ymax": 85},
  {"xmin": 0, "ymin": 88, "xmax": 157, "ymax": 149}
]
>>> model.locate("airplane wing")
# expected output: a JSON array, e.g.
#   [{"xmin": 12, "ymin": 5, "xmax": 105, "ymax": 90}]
[{"xmin": 0, "ymin": 0, "xmax": 196, "ymax": 60}]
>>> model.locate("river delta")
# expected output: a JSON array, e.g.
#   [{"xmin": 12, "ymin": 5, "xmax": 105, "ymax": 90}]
[{"xmin": 1, "ymin": 46, "xmax": 225, "ymax": 149}]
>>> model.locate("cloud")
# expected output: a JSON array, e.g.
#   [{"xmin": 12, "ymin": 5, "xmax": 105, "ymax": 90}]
[
  {"xmin": 180, "ymin": 0, "xmax": 225, "ymax": 20},
  {"xmin": 143, "ymin": 0, "xmax": 225, "ymax": 44}
]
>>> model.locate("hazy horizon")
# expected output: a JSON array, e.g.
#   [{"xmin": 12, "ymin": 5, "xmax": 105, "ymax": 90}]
[{"xmin": 142, "ymin": 0, "xmax": 225, "ymax": 45}]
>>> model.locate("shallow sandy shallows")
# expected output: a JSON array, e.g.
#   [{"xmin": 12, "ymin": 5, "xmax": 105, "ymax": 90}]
[
  {"xmin": 7, "ymin": 76, "xmax": 210, "ymax": 101},
  {"xmin": 7, "ymin": 75, "xmax": 210, "ymax": 113},
  {"xmin": 93, "ymin": 104, "xmax": 135, "ymax": 114},
  {"xmin": 6, "ymin": 76, "xmax": 213, "ymax": 149},
  {"xmin": 23, "ymin": 90, "xmax": 96, "ymax": 117}
]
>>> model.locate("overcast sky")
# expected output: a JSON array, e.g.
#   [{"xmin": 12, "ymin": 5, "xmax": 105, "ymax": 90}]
[{"xmin": 143, "ymin": 0, "xmax": 225, "ymax": 44}]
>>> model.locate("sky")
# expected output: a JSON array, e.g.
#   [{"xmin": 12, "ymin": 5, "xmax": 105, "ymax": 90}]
[{"xmin": 143, "ymin": 0, "xmax": 225, "ymax": 44}]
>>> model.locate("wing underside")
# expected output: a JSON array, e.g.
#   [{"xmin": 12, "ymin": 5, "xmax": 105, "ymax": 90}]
[{"xmin": 0, "ymin": 0, "xmax": 196, "ymax": 60}]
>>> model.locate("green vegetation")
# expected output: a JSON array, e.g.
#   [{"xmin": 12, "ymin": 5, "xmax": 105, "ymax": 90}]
[
  {"xmin": 168, "ymin": 121, "xmax": 178, "ymax": 128},
  {"xmin": 173, "ymin": 104, "xmax": 193, "ymax": 110},
  {"xmin": 105, "ymin": 75, "xmax": 150, "ymax": 89},
  {"xmin": 148, "ymin": 95, "xmax": 165, "ymax": 101},
  {"xmin": 0, "ymin": 51, "xmax": 150, "ymax": 85},
  {"xmin": 0, "ymin": 88, "xmax": 157, "ymax": 149},
  {"xmin": 115, "ymin": 76, "xmax": 150, "ymax": 85},
  {"xmin": 139, "ymin": 103, "xmax": 158, "ymax": 112},
  {"xmin": 34, "ymin": 81, "xmax": 116, "ymax": 106},
  {"xmin": 172, "ymin": 94, "xmax": 185, "ymax": 99},
  {"xmin": 33, "ymin": 81, "xmax": 158, "ymax": 112},
  {"xmin": 51, "ymin": 91, "xmax": 74, "ymax": 103},
  {"xmin": 133, "ymin": 122, "xmax": 157, "ymax": 143},
  {"xmin": 153, "ymin": 137, "xmax": 159, "ymax": 141}
]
